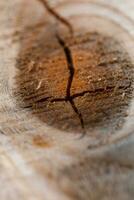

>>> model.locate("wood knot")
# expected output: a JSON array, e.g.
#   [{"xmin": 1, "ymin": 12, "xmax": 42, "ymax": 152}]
[{"xmin": 14, "ymin": 32, "xmax": 134, "ymax": 137}]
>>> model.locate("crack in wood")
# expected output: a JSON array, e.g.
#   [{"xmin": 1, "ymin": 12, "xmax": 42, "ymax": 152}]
[
  {"xmin": 35, "ymin": 96, "xmax": 52, "ymax": 103},
  {"xmin": 71, "ymin": 83, "xmax": 132, "ymax": 99},
  {"xmin": 69, "ymin": 99, "xmax": 86, "ymax": 138},
  {"xmin": 56, "ymin": 34, "xmax": 75, "ymax": 100},
  {"xmin": 37, "ymin": 0, "xmax": 73, "ymax": 34}
]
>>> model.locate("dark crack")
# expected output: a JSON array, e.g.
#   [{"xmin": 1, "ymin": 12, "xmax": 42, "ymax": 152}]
[
  {"xmin": 56, "ymin": 34, "xmax": 75, "ymax": 100},
  {"xmin": 69, "ymin": 99, "xmax": 86, "ymax": 138},
  {"xmin": 38, "ymin": 0, "xmax": 73, "ymax": 34},
  {"xmin": 71, "ymin": 83, "xmax": 132, "ymax": 99},
  {"xmin": 35, "ymin": 96, "xmax": 52, "ymax": 103},
  {"xmin": 50, "ymin": 98, "xmax": 66, "ymax": 103}
]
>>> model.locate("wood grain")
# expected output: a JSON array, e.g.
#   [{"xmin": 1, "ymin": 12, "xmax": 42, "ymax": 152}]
[{"xmin": 0, "ymin": 0, "xmax": 134, "ymax": 200}]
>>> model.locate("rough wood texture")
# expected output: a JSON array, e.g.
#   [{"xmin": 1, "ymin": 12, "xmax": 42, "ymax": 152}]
[{"xmin": 0, "ymin": 0, "xmax": 134, "ymax": 200}]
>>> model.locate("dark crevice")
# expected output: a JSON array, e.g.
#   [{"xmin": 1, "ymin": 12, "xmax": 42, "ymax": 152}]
[
  {"xmin": 71, "ymin": 89, "xmax": 109, "ymax": 99},
  {"xmin": 69, "ymin": 99, "xmax": 86, "ymax": 138},
  {"xmin": 22, "ymin": 97, "xmax": 51, "ymax": 108},
  {"xmin": 35, "ymin": 96, "xmax": 52, "ymax": 103},
  {"xmin": 56, "ymin": 34, "xmax": 75, "ymax": 100},
  {"xmin": 71, "ymin": 83, "xmax": 132, "ymax": 99},
  {"xmin": 50, "ymin": 98, "xmax": 66, "ymax": 103},
  {"xmin": 37, "ymin": 0, "xmax": 73, "ymax": 34}
]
